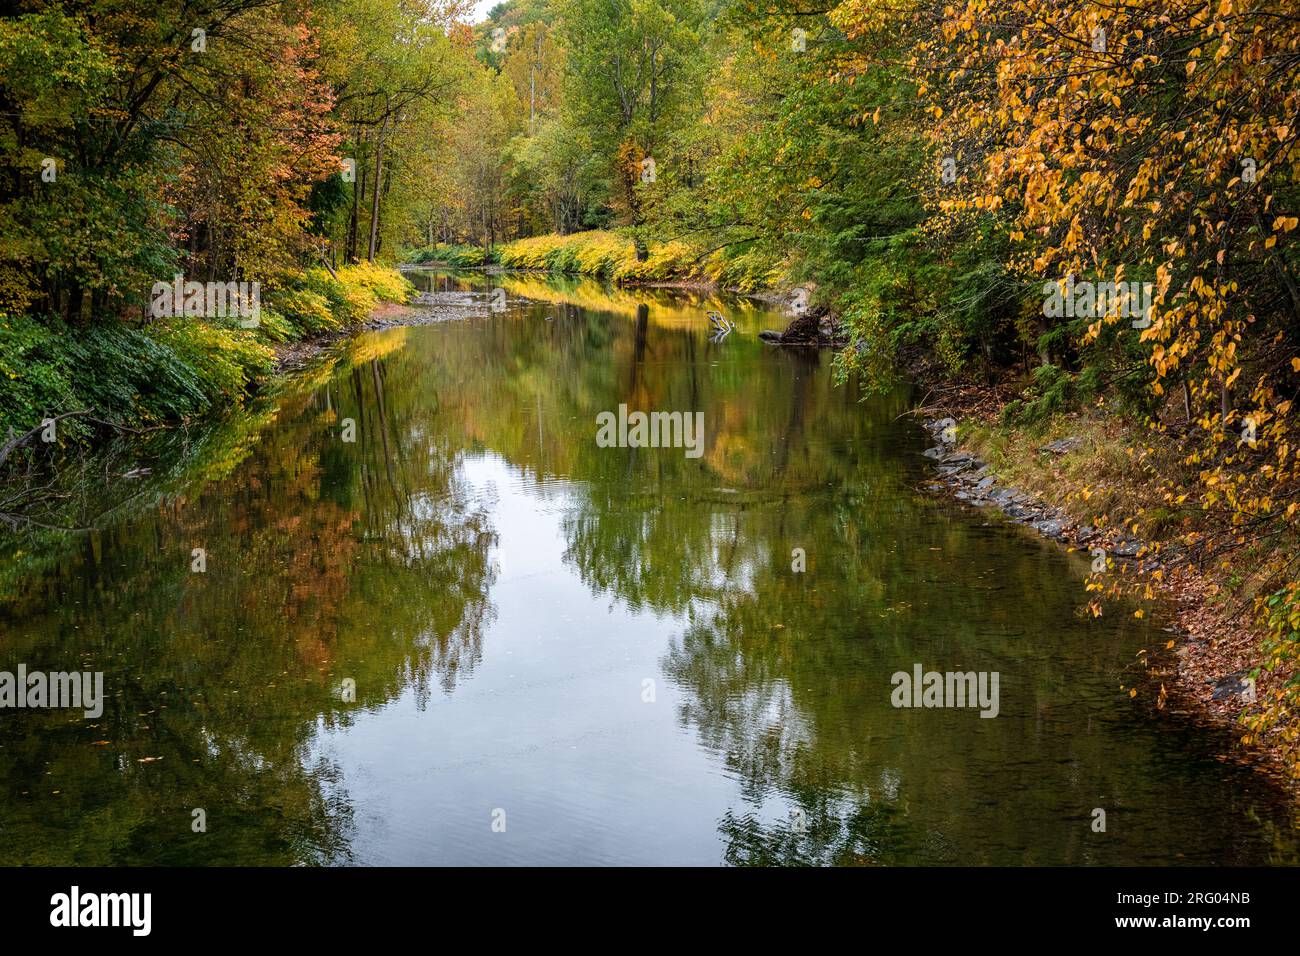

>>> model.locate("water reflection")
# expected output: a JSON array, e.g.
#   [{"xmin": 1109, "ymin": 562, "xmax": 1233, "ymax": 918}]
[
  {"xmin": 0, "ymin": 330, "xmax": 495, "ymax": 864},
  {"xmin": 0, "ymin": 269, "xmax": 1296, "ymax": 865}
]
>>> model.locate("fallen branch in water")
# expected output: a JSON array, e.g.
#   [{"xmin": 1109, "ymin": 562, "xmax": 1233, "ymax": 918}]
[
  {"xmin": 0, "ymin": 510, "xmax": 94, "ymax": 534},
  {"xmin": 0, "ymin": 409, "xmax": 92, "ymax": 469},
  {"xmin": 0, "ymin": 409, "xmax": 163, "ymax": 532},
  {"xmin": 82, "ymin": 416, "xmax": 168, "ymax": 436}
]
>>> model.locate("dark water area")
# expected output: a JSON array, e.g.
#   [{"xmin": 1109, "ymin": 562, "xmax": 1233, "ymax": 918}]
[{"xmin": 1, "ymin": 268, "xmax": 1296, "ymax": 865}]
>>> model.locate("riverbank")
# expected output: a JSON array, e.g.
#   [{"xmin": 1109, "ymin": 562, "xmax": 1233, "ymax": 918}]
[
  {"xmin": 273, "ymin": 297, "xmax": 485, "ymax": 373},
  {"xmin": 0, "ymin": 263, "xmax": 414, "ymax": 461},
  {"xmin": 7, "ymin": 274, "xmax": 1295, "ymax": 866},
  {"xmin": 406, "ymin": 230, "xmax": 783, "ymax": 294},
  {"xmin": 912, "ymin": 390, "xmax": 1300, "ymax": 793}
]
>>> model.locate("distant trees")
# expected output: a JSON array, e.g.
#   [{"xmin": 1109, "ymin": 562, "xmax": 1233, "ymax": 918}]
[{"xmin": 0, "ymin": 1, "xmax": 469, "ymax": 322}]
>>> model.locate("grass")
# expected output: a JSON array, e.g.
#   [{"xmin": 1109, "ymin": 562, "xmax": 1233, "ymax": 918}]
[{"xmin": 959, "ymin": 410, "xmax": 1172, "ymax": 534}]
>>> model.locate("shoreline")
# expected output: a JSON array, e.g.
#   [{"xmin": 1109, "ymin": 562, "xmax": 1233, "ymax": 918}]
[
  {"xmin": 401, "ymin": 260, "xmax": 782, "ymax": 301},
  {"xmin": 272, "ymin": 298, "xmax": 484, "ymax": 374},
  {"xmin": 912, "ymin": 406, "xmax": 1300, "ymax": 797}
]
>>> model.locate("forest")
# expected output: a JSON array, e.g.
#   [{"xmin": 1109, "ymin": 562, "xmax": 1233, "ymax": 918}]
[{"xmin": 2, "ymin": 0, "xmax": 1299, "ymax": 778}]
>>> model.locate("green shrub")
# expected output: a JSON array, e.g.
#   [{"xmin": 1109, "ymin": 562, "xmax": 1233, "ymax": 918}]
[
  {"xmin": 0, "ymin": 314, "xmax": 78, "ymax": 435},
  {"xmin": 1, "ymin": 263, "xmax": 412, "ymax": 449},
  {"xmin": 272, "ymin": 286, "xmax": 339, "ymax": 335},
  {"xmin": 145, "ymin": 320, "xmax": 273, "ymax": 405},
  {"xmin": 0, "ymin": 313, "xmax": 278, "ymax": 441},
  {"xmin": 251, "ymin": 307, "xmax": 298, "ymax": 344},
  {"xmin": 38, "ymin": 322, "xmax": 211, "ymax": 429},
  {"xmin": 706, "ymin": 246, "xmax": 784, "ymax": 293},
  {"xmin": 406, "ymin": 243, "xmax": 495, "ymax": 267}
]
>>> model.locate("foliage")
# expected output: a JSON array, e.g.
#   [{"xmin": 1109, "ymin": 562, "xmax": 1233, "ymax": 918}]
[
  {"xmin": 407, "ymin": 243, "xmax": 496, "ymax": 267},
  {"xmin": 272, "ymin": 288, "xmax": 342, "ymax": 335},
  {"xmin": 497, "ymin": 230, "xmax": 739, "ymax": 284},
  {"xmin": 825, "ymin": 0, "xmax": 1300, "ymax": 766},
  {"xmin": 143, "ymin": 321, "xmax": 275, "ymax": 405},
  {"xmin": 335, "ymin": 261, "xmax": 415, "ymax": 303},
  {"xmin": 0, "ymin": 315, "xmax": 224, "ymax": 437},
  {"xmin": 0, "ymin": 258, "xmax": 411, "ymax": 440},
  {"xmin": 1247, "ymin": 586, "xmax": 1300, "ymax": 766}
]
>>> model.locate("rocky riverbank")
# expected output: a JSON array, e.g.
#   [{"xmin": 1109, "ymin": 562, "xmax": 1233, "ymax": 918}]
[
  {"xmin": 274, "ymin": 292, "xmax": 504, "ymax": 373},
  {"xmin": 917, "ymin": 414, "xmax": 1299, "ymax": 792}
]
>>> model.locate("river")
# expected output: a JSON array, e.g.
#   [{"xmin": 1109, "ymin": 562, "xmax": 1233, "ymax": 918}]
[{"xmin": 1, "ymin": 268, "xmax": 1296, "ymax": 865}]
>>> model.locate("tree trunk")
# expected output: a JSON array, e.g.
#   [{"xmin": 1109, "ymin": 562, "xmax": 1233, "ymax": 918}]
[
  {"xmin": 68, "ymin": 286, "xmax": 84, "ymax": 325},
  {"xmin": 367, "ymin": 127, "xmax": 385, "ymax": 262},
  {"xmin": 349, "ymin": 152, "xmax": 364, "ymax": 263}
]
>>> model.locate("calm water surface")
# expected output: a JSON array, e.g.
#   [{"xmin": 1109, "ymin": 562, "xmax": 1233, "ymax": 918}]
[{"xmin": 2, "ymin": 269, "xmax": 1297, "ymax": 865}]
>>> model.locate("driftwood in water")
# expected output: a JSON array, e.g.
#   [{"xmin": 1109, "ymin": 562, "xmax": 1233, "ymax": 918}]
[{"xmin": 759, "ymin": 306, "xmax": 847, "ymax": 346}]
